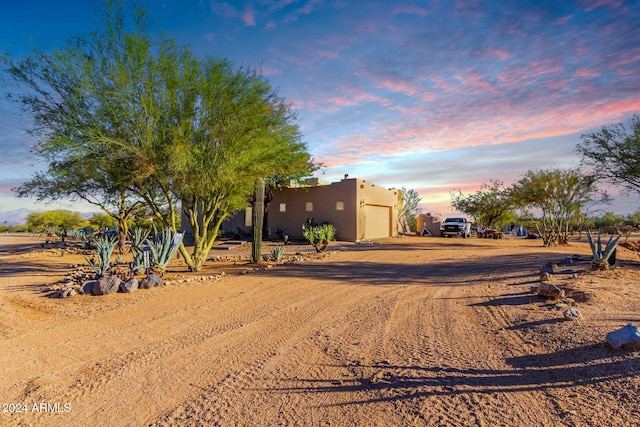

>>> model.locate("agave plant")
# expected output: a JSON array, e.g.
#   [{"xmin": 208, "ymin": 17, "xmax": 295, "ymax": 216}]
[
  {"xmin": 146, "ymin": 227, "xmax": 184, "ymax": 274},
  {"xmin": 83, "ymin": 233, "xmax": 119, "ymax": 278},
  {"xmin": 271, "ymin": 245, "xmax": 284, "ymax": 262},
  {"xmin": 587, "ymin": 229, "xmax": 621, "ymax": 271},
  {"xmin": 128, "ymin": 227, "xmax": 151, "ymax": 274},
  {"xmin": 302, "ymin": 221, "xmax": 337, "ymax": 253}
]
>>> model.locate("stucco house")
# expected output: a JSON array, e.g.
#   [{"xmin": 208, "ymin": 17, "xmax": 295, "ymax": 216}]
[{"xmin": 217, "ymin": 177, "xmax": 400, "ymax": 242}]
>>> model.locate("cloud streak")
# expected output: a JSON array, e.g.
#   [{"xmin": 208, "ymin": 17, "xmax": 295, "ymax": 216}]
[{"xmin": 1, "ymin": 0, "xmax": 638, "ymax": 214}]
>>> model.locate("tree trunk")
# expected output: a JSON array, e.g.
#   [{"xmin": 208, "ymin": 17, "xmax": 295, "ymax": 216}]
[{"xmin": 252, "ymin": 178, "xmax": 265, "ymax": 264}]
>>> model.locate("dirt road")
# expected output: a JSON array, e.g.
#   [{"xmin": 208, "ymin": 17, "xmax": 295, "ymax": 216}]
[{"xmin": 1, "ymin": 234, "xmax": 639, "ymax": 426}]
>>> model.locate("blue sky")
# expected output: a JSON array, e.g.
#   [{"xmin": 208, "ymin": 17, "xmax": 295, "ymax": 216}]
[{"xmin": 1, "ymin": 0, "xmax": 639, "ymax": 215}]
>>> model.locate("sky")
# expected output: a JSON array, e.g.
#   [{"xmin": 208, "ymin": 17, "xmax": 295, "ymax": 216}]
[{"xmin": 1, "ymin": 0, "xmax": 639, "ymax": 216}]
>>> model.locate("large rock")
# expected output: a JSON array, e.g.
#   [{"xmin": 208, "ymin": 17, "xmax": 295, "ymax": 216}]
[
  {"xmin": 92, "ymin": 275, "xmax": 122, "ymax": 295},
  {"xmin": 81, "ymin": 280, "xmax": 97, "ymax": 294},
  {"xmin": 119, "ymin": 278, "xmax": 139, "ymax": 293},
  {"xmin": 139, "ymin": 274, "xmax": 164, "ymax": 289},
  {"xmin": 540, "ymin": 262, "xmax": 557, "ymax": 275},
  {"xmin": 537, "ymin": 281, "xmax": 565, "ymax": 299},
  {"xmin": 563, "ymin": 308, "xmax": 582, "ymax": 321},
  {"xmin": 607, "ymin": 324, "xmax": 640, "ymax": 350}
]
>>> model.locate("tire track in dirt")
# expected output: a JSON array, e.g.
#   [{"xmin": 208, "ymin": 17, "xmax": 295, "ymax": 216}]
[
  {"xmin": 2, "ymin": 275, "xmax": 346, "ymax": 426},
  {"xmin": 151, "ymin": 270, "xmax": 407, "ymax": 426}
]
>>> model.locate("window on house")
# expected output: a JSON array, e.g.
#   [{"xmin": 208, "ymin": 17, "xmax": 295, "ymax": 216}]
[
  {"xmin": 244, "ymin": 207, "xmax": 252, "ymax": 227},
  {"xmin": 336, "ymin": 201, "xmax": 344, "ymax": 211},
  {"xmin": 279, "ymin": 203, "xmax": 286, "ymax": 212},
  {"xmin": 306, "ymin": 202, "xmax": 313, "ymax": 212}
]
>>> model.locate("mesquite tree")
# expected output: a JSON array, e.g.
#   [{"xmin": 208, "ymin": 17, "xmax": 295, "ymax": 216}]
[
  {"xmin": 578, "ymin": 115, "xmax": 640, "ymax": 195},
  {"xmin": 512, "ymin": 169, "xmax": 608, "ymax": 246}
]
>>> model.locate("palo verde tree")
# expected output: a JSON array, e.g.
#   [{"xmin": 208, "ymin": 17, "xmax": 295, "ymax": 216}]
[
  {"xmin": 511, "ymin": 169, "xmax": 608, "ymax": 246},
  {"xmin": 5, "ymin": 1, "xmax": 147, "ymax": 253},
  {"xmin": 26, "ymin": 210, "xmax": 83, "ymax": 241},
  {"xmin": 578, "ymin": 114, "xmax": 640, "ymax": 195},
  {"xmin": 450, "ymin": 180, "xmax": 516, "ymax": 228},
  {"xmin": 4, "ymin": 1, "xmax": 314, "ymax": 271}
]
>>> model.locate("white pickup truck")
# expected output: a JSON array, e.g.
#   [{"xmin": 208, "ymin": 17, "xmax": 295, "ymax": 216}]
[{"xmin": 441, "ymin": 217, "xmax": 471, "ymax": 238}]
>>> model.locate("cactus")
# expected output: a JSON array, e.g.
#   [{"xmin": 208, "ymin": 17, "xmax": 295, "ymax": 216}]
[
  {"xmin": 587, "ymin": 229, "xmax": 620, "ymax": 270},
  {"xmin": 83, "ymin": 232, "xmax": 119, "ymax": 278},
  {"xmin": 252, "ymin": 177, "xmax": 265, "ymax": 264},
  {"xmin": 145, "ymin": 227, "xmax": 184, "ymax": 274}
]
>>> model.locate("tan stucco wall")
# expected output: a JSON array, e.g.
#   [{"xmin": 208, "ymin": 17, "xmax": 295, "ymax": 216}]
[
  {"xmin": 354, "ymin": 180, "xmax": 399, "ymax": 240},
  {"xmin": 268, "ymin": 179, "xmax": 359, "ymax": 241},
  {"xmin": 268, "ymin": 178, "xmax": 398, "ymax": 242}
]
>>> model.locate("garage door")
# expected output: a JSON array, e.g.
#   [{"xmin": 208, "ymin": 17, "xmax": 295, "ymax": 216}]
[{"xmin": 364, "ymin": 205, "xmax": 391, "ymax": 239}]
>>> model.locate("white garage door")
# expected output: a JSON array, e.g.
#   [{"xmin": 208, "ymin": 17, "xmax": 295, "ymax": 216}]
[{"xmin": 364, "ymin": 205, "xmax": 391, "ymax": 239}]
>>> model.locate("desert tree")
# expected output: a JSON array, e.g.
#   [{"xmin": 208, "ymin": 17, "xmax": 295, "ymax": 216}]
[
  {"xmin": 4, "ymin": 1, "xmax": 314, "ymax": 271},
  {"xmin": 511, "ymin": 169, "xmax": 608, "ymax": 246},
  {"xmin": 450, "ymin": 180, "xmax": 516, "ymax": 228},
  {"xmin": 398, "ymin": 187, "xmax": 422, "ymax": 233},
  {"xmin": 5, "ymin": 1, "xmax": 147, "ymax": 252},
  {"xmin": 26, "ymin": 210, "xmax": 83, "ymax": 241},
  {"xmin": 578, "ymin": 114, "xmax": 640, "ymax": 194}
]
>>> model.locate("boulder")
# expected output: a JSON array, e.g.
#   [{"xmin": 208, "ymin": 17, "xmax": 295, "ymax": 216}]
[
  {"xmin": 119, "ymin": 278, "xmax": 139, "ymax": 293},
  {"xmin": 81, "ymin": 280, "xmax": 97, "ymax": 294},
  {"xmin": 563, "ymin": 308, "xmax": 582, "ymax": 321},
  {"xmin": 540, "ymin": 262, "xmax": 557, "ymax": 275},
  {"xmin": 139, "ymin": 274, "xmax": 163, "ymax": 289},
  {"xmin": 92, "ymin": 275, "xmax": 121, "ymax": 295},
  {"xmin": 537, "ymin": 281, "xmax": 565, "ymax": 299},
  {"xmin": 540, "ymin": 272, "xmax": 553, "ymax": 283},
  {"xmin": 606, "ymin": 324, "xmax": 640, "ymax": 350}
]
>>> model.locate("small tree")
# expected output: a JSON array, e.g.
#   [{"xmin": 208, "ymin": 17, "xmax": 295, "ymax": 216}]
[
  {"xmin": 26, "ymin": 210, "xmax": 83, "ymax": 241},
  {"xmin": 451, "ymin": 180, "xmax": 516, "ymax": 229},
  {"xmin": 512, "ymin": 169, "xmax": 608, "ymax": 246},
  {"xmin": 398, "ymin": 187, "xmax": 422, "ymax": 233}
]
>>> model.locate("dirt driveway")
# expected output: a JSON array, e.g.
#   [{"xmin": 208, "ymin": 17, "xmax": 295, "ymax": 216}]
[{"xmin": 1, "ymin": 233, "xmax": 639, "ymax": 426}]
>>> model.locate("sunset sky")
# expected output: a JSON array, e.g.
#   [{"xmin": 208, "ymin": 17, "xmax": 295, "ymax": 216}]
[{"xmin": 1, "ymin": 0, "xmax": 639, "ymax": 216}]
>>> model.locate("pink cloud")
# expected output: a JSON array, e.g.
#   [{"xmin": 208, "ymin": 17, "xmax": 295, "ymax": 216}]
[
  {"xmin": 455, "ymin": 73, "xmax": 496, "ymax": 94},
  {"xmin": 575, "ymin": 69, "xmax": 601, "ymax": 77},
  {"xmin": 485, "ymin": 48, "xmax": 511, "ymax": 61},
  {"xmin": 374, "ymin": 79, "xmax": 419, "ymax": 97},
  {"xmin": 553, "ymin": 15, "xmax": 573, "ymax": 25},
  {"xmin": 546, "ymin": 79, "xmax": 570, "ymax": 89},
  {"xmin": 582, "ymin": 0, "xmax": 624, "ymax": 12},
  {"xmin": 259, "ymin": 64, "xmax": 282, "ymax": 76},
  {"xmin": 243, "ymin": 4, "xmax": 256, "ymax": 26}
]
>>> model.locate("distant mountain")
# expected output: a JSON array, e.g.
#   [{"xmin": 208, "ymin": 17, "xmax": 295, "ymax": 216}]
[
  {"xmin": 0, "ymin": 209, "xmax": 100, "ymax": 226},
  {"xmin": 0, "ymin": 208, "xmax": 34, "ymax": 226}
]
